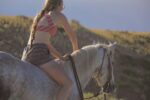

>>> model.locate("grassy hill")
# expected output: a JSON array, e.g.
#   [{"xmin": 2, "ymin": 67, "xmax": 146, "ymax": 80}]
[
  {"xmin": 91, "ymin": 29, "xmax": 150, "ymax": 55},
  {"xmin": 0, "ymin": 16, "xmax": 150, "ymax": 100}
]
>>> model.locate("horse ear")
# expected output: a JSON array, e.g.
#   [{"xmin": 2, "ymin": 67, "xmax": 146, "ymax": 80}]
[
  {"xmin": 108, "ymin": 42, "xmax": 117, "ymax": 54},
  {"xmin": 113, "ymin": 42, "xmax": 117, "ymax": 45},
  {"xmin": 108, "ymin": 41, "xmax": 112, "ymax": 45},
  {"xmin": 108, "ymin": 42, "xmax": 117, "ymax": 47},
  {"xmin": 112, "ymin": 42, "xmax": 117, "ymax": 49}
]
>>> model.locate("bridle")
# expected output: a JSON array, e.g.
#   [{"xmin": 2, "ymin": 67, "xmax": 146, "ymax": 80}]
[
  {"xmin": 68, "ymin": 47, "xmax": 114, "ymax": 100},
  {"xmin": 85, "ymin": 47, "xmax": 113, "ymax": 99},
  {"xmin": 102, "ymin": 48, "xmax": 113, "ymax": 93}
]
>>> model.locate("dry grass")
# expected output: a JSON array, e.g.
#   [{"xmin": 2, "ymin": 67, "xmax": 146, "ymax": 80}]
[{"xmin": 90, "ymin": 29, "xmax": 150, "ymax": 55}]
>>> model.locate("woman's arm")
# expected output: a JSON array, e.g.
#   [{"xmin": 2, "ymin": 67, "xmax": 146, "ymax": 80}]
[{"xmin": 58, "ymin": 13, "xmax": 79, "ymax": 51}]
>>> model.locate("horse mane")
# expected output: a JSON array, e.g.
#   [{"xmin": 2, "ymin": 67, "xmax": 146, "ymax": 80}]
[{"xmin": 74, "ymin": 43, "xmax": 109, "ymax": 63}]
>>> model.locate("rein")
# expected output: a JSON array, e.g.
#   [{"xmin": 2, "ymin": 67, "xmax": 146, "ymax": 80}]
[
  {"xmin": 68, "ymin": 47, "xmax": 109, "ymax": 100},
  {"xmin": 68, "ymin": 55, "xmax": 84, "ymax": 100}
]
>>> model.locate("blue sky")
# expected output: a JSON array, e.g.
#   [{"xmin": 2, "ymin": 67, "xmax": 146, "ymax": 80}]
[{"xmin": 0, "ymin": 0, "xmax": 150, "ymax": 32}]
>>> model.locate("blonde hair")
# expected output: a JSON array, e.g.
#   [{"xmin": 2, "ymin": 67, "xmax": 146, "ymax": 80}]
[{"xmin": 30, "ymin": 0, "xmax": 62, "ymax": 47}]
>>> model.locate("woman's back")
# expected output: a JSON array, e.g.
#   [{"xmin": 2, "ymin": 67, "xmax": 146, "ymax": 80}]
[{"xmin": 27, "ymin": 12, "xmax": 58, "ymax": 45}]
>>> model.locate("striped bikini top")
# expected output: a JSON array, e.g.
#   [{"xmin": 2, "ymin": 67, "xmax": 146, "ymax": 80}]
[{"xmin": 36, "ymin": 13, "xmax": 57, "ymax": 37}]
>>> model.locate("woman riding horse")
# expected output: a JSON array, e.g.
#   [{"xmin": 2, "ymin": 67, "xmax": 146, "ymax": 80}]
[{"xmin": 22, "ymin": 0, "xmax": 79, "ymax": 100}]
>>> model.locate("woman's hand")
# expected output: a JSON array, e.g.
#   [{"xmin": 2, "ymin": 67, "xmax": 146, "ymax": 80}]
[{"xmin": 61, "ymin": 53, "xmax": 70, "ymax": 61}]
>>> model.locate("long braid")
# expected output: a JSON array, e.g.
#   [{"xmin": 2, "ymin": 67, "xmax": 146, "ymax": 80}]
[
  {"xmin": 30, "ymin": 9, "xmax": 46, "ymax": 48},
  {"xmin": 29, "ymin": 0, "xmax": 62, "ymax": 48}
]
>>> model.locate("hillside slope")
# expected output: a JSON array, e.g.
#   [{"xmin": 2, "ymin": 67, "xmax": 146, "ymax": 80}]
[{"xmin": 0, "ymin": 16, "xmax": 150, "ymax": 100}]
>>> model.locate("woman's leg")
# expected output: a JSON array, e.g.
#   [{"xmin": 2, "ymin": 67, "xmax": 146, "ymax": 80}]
[{"xmin": 39, "ymin": 59, "xmax": 73, "ymax": 100}]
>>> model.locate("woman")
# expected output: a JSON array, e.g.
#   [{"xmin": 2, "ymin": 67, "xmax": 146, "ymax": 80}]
[{"xmin": 22, "ymin": 0, "xmax": 79, "ymax": 100}]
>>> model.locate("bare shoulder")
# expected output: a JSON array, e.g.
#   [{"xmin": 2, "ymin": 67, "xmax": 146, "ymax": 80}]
[
  {"xmin": 57, "ymin": 12, "xmax": 67, "ymax": 20},
  {"xmin": 56, "ymin": 13, "xmax": 75, "ymax": 36},
  {"xmin": 56, "ymin": 12, "xmax": 68, "ymax": 24}
]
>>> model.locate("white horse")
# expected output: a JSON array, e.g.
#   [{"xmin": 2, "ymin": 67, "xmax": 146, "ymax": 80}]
[{"xmin": 0, "ymin": 43, "xmax": 116, "ymax": 100}]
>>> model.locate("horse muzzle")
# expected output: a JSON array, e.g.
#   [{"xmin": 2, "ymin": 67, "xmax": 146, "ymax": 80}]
[{"xmin": 103, "ymin": 82, "xmax": 116, "ymax": 94}]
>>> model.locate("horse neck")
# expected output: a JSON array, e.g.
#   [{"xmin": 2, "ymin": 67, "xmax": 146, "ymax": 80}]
[{"xmin": 71, "ymin": 46, "xmax": 103, "ymax": 89}]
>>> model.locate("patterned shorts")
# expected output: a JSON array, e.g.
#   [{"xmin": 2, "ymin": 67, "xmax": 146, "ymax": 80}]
[{"xmin": 22, "ymin": 43, "xmax": 54, "ymax": 66}]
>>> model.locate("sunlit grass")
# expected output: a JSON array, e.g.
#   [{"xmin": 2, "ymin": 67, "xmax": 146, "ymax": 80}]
[
  {"xmin": 0, "ymin": 16, "xmax": 32, "ymax": 33},
  {"xmin": 90, "ymin": 29, "xmax": 150, "ymax": 55}
]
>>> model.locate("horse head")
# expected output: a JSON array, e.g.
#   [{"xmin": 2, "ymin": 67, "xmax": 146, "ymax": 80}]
[{"xmin": 94, "ymin": 42, "xmax": 117, "ymax": 94}]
